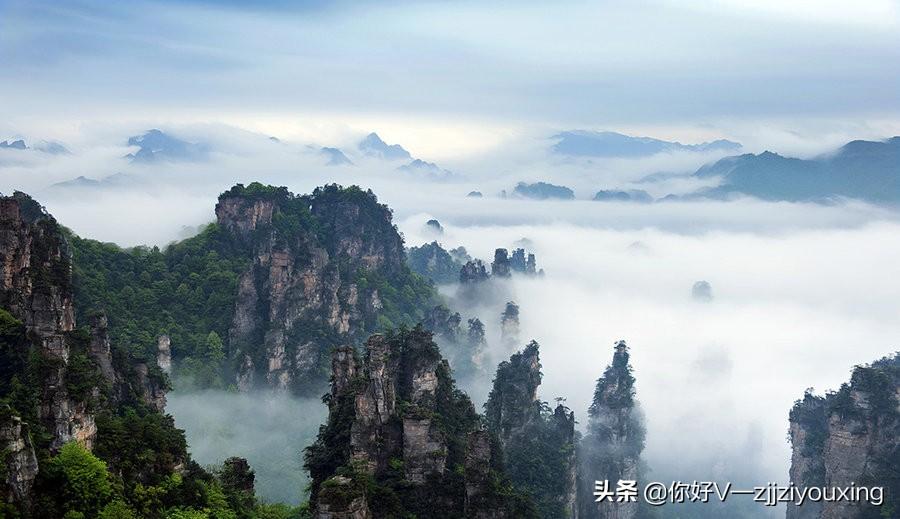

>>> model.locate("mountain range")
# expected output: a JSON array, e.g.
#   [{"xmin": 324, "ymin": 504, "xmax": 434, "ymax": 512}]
[
  {"xmin": 690, "ymin": 136, "xmax": 900, "ymax": 203},
  {"xmin": 552, "ymin": 130, "xmax": 742, "ymax": 158}
]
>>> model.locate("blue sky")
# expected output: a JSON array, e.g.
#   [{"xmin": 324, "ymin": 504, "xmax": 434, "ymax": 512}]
[{"xmin": 1, "ymin": 0, "xmax": 899, "ymax": 153}]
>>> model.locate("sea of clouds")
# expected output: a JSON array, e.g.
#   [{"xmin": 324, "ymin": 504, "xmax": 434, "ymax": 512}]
[{"xmin": 4, "ymin": 123, "xmax": 899, "ymax": 515}]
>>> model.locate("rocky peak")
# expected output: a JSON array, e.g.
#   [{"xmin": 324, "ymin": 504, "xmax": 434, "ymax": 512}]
[
  {"xmin": 0, "ymin": 192, "xmax": 95, "ymax": 453},
  {"xmin": 1, "ymin": 410, "xmax": 39, "ymax": 508},
  {"xmin": 460, "ymin": 260, "xmax": 489, "ymax": 284},
  {"xmin": 423, "ymin": 305, "xmax": 462, "ymax": 344},
  {"xmin": 485, "ymin": 341, "xmax": 542, "ymax": 439},
  {"xmin": 492, "ymin": 248, "xmax": 511, "ymax": 277},
  {"xmin": 579, "ymin": 340, "xmax": 646, "ymax": 519},
  {"xmin": 0, "ymin": 192, "xmax": 75, "ymax": 347},
  {"xmin": 222, "ymin": 183, "xmax": 430, "ymax": 394},
  {"xmin": 486, "ymin": 341, "xmax": 578, "ymax": 518},
  {"xmin": 786, "ymin": 354, "xmax": 899, "ymax": 519},
  {"xmin": 501, "ymin": 301, "xmax": 520, "ymax": 348},
  {"xmin": 306, "ymin": 328, "xmax": 534, "ymax": 518},
  {"xmin": 0, "ymin": 193, "xmax": 181, "ymax": 512},
  {"xmin": 215, "ymin": 189, "xmax": 278, "ymax": 241}
]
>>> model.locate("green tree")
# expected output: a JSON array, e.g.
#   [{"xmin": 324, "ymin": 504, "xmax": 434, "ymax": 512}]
[
  {"xmin": 97, "ymin": 500, "xmax": 138, "ymax": 519},
  {"xmin": 48, "ymin": 442, "xmax": 113, "ymax": 516},
  {"xmin": 206, "ymin": 332, "xmax": 225, "ymax": 362}
]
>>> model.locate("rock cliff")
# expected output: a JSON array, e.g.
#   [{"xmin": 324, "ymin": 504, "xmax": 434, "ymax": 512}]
[
  {"xmin": 305, "ymin": 328, "xmax": 537, "ymax": 518},
  {"xmin": 786, "ymin": 353, "xmax": 899, "ymax": 519},
  {"xmin": 500, "ymin": 302, "xmax": 520, "ymax": 349},
  {"xmin": 218, "ymin": 183, "xmax": 433, "ymax": 394},
  {"xmin": 485, "ymin": 341, "xmax": 578, "ymax": 518},
  {"xmin": 0, "ymin": 193, "xmax": 96, "ymax": 452},
  {"xmin": 578, "ymin": 341, "xmax": 647, "ymax": 519},
  {"xmin": 0, "ymin": 192, "xmax": 178, "ymax": 514}
]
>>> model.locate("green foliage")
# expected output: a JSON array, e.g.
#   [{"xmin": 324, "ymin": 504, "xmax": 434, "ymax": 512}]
[
  {"xmin": 407, "ymin": 242, "xmax": 463, "ymax": 285},
  {"xmin": 306, "ymin": 329, "xmax": 534, "ymax": 518},
  {"xmin": 485, "ymin": 342, "xmax": 576, "ymax": 518},
  {"xmin": 69, "ymin": 183, "xmax": 437, "ymax": 393},
  {"xmin": 46, "ymin": 442, "xmax": 113, "ymax": 517},
  {"xmin": 69, "ymin": 222, "xmax": 249, "ymax": 383},
  {"xmin": 485, "ymin": 341, "xmax": 542, "ymax": 437},
  {"xmin": 98, "ymin": 499, "xmax": 138, "ymax": 519},
  {"xmin": 93, "ymin": 407, "xmax": 189, "ymax": 495},
  {"xmin": 303, "ymin": 349, "xmax": 361, "ymax": 501},
  {"xmin": 788, "ymin": 390, "xmax": 827, "ymax": 486}
]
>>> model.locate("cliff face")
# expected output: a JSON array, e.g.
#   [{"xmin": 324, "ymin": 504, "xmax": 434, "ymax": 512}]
[
  {"xmin": 485, "ymin": 341, "xmax": 578, "ymax": 519},
  {"xmin": 787, "ymin": 354, "xmax": 899, "ymax": 519},
  {"xmin": 305, "ymin": 328, "xmax": 536, "ymax": 519},
  {"xmin": 578, "ymin": 341, "xmax": 646, "ymax": 519},
  {"xmin": 422, "ymin": 305, "xmax": 485, "ymax": 380},
  {"xmin": 0, "ymin": 193, "xmax": 176, "ymax": 513},
  {"xmin": 0, "ymin": 193, "xmax": 95, "ymax": 452},
  {"xmin": 500, "ymin": 302, "xmax": 520, "ymax": 349},
  {"xmin": 1, "ymin": 413, "xmax": 39, "ymax": 507},
  {"xmin": 217, "ymin": 184, "xmax": 430, "ymax": 394}
]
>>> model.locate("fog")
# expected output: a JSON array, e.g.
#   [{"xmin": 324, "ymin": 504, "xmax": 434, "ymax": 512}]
[
  {"xmin": 402, "ymin": 220, "xmax": 900, "ymax": 517},
  {"xmin": 166, "ymin": 388, "xmax": 326, "ymax": 505},
  {"xmin": 3, "ymin": 125, "xmax": 900, "ymax": 515}
]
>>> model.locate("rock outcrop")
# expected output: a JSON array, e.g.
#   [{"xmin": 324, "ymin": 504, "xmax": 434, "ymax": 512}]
[
  {"xmin": 0, "ymin": 192, "xmax": 177, "ymax": 513},
  {"xmin": 691, "ymin": 280, "xmax": 713, "ymax": 302},
  {"xmin": 0, "ymin": 193, "xmax": 96, "ymax": 451},
  {"xmin": 305, "ymin": 328, "xmax": 537, "ymax": 518},
  {"xmin": 485, "ymin": 341, "xmax": 578, "ymax": 518},
  {"xmin": 1, "ymin": 412, "xmax": 39, "ymax": 507},
  {"xmin": 500, "ymin": 302, "xmax": 520, "ymax": 349},
  {"xmin": 578, "ymin": 341, "xmax": 647, "ymax": 519},
  {"xmin": 786, "ymin": 354, "xmax": 899, "ymax": 519},
  {"xmin": 218, "ymin": 184, "xmax": 430, "ymax": 394},
  {"xmin": 407, "ymin": 241, "xmax": 464, "ymax": 285},
  {"xmin": 460, "ymin": 260, "xmax": 489, "ymax": 285},
  {"xmin": 157, "ymin": 334, "xmax": 172, "ymax": 373}
]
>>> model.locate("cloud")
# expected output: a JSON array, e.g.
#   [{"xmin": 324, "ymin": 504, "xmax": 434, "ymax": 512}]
[
  {"xmin": 167, "ymin": 389, "xmax": 326, "ymax": 505},
  {"xmin": 6, "ymin": 125, "xmax": 898, "ymax": 515},
  {"xmin": 1, "ymin": 0, "xmax": 898, "ymax": 138},
  {"xmin": 400, "ymin": 217, "xmax": 900, "ymax": 516}
]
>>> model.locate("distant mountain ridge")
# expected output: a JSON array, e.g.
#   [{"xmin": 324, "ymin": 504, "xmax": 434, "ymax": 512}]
[
  {"xmin": 552, "ymin": 130, "xmax": 741, "ymax": 158},
  {"xmin": 126, "ymin": 129, "xmax": 209, "ymax": 163},
  {"xmin": 692, "ymin": 136, "xmax": 900, "ymax": 203},
  {"xmin": 358, "ymin": 131, "xmax": 412, "ymax": 160},
  {"xmin": 1, "ymin": 138, "xmax": 69, "ymax": 154}
]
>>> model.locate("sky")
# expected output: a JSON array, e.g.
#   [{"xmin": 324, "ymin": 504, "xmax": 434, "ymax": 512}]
[{"xmin": 2, "ymin": 0, "xmax": 900, "ymax": 157}]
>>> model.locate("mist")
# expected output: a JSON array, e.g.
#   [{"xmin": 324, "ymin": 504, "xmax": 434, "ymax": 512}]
[
  {"xmin": 401, "ymin": 219, "xmax": 900, "ymax": 517},
  {"xmin": 4, "ymin": 122, "xmax": 900, "ymax": 515},
  {"xmin": 166, "ymin": 388, "xmax": 326, "ymax": 505}
]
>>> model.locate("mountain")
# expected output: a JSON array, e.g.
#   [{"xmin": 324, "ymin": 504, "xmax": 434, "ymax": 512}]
[
  {"xmin": 398, "ymin": 158, "xmax": 453, "ymax": 179},
  {"xmin": 577, "ymin": 340, "xmax": 648, "ymax": 519},
  {"xmin": 48, "ymin": 173, "xmax": 135, "ymax": 191},
  {"xmin": 320, "ymin": 146, "xmax": 354, "ymax": 166},
  {"xmin": 0, "ymin": 139, "xmax": 28, "ymax": 150},
  {"xmin": 70, "ymin": 182, "xmax": 437, "ymax": 396},
  {"xmin": 552, "ymin": 130, "xmax": 741, "ymax": 158},
  {"xmin": 691, "ymin": 136, "xmax": 900, "ymax": 203},
  {"xmin": 125, "ymin": 129, "xmax": 209, "ymax": 163},
  {"xmin": 407, "ymin": 241, "xmax": 465, "ymax": 285},
  {"xmin": 485, "ymin": 341, "xmax": 578, "ymax": 518},
  {"xmin": 593, "ymin": 189, "xmax": 653, "ymax": 203},
  {"xmin": 357, "ymin": 132, "xmax": 412, "ymax": 160},
  {"xmin": 0, "ymin": 192, "xmax": 275, "ymax": 518},
  {"xmin": 513, "ymin": 181, "xmax": 575, "ymax": 200},
  {"xmin": 0, "ymin": 139, "xmax": 69, "ymax": 154},
  {"xmin": 787, "ymin": 353, "xmax": 899, "ymax": 518},
  {"xmin": 303, "ymin": 328, "xmax": 538, "ymax": 518}
]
